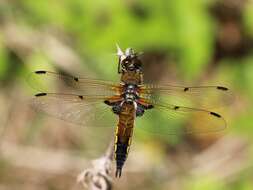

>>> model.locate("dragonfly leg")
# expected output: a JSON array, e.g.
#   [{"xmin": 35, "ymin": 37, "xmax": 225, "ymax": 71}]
[
  {"xmin": 104, "ymin": 98, "xmax": 123, "ymax": 115},
  {"xmin": 112, "ymin": 104, "xmax": 122, "ymax": 115},
  {"xmin": 136, "ymin": 103, "xmax": 154, "ymax": 117},
  {"xmin": 136, "ymin": 105, "xmax": 145, "ymax": 117}
]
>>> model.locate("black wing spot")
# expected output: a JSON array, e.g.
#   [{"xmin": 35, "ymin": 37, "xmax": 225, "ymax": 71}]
[
  {"xmin": 78, "ymin": 95, "xmax": 84, "ymax": 100},
  {"xmin": 217, "ymin": 86, "xmax": 228, "ymax": 91},
  {"xmin": 35, "ymin": 71, "xmax": 46, "ymax": 74},
  {"xmin": 35, "ymin": 93, "xmax": 47, "ymax": 97},
  {"xmin": 210, "ymin": 112, "xmax": 221, "ymax": 118},
  {"xmin": 74, "ymin": 77, "xmax": 79, "ymax": 82},
  {"xmin": 104, "ymin": 100, "xmax": 110, "ymax": 105},
  {"xmin": 174, "ymin": 106, "xmax": 179, "ymax": 110},
  {"xmin": 147, "ymin": 105, "xmax": 154, "ymax": 109},
  {"xmin": 184, "ymin": 87, "xmax": 189, "ymax": 92}
]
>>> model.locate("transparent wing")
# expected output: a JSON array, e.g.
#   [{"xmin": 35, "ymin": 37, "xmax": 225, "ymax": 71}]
[
  {"xmin": 139, "ymin": 84, "xmax": 234, "ymax": 109},
  {"xmin": 31, "ymin": 93, "xmax": 117, "ymax": 127},
  {"xmin": 136, "ymin": 100, "xmax": 226, "ymax": 135},
  {"xmin": 27, "ymin": 70, "xmax": 121, "ymax": 96}
]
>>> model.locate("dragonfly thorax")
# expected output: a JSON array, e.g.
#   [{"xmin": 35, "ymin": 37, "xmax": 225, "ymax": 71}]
[{"xmin": 123, "ymin": 84, "xmax": 139, "ymax": 103}]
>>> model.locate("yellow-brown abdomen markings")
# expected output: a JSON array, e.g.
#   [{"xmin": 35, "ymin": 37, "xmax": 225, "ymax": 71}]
[
  {"xmin": 114, "ymin": 103, "xmax": 136, "ymax": 171},
  {"xmin": 114, "ymin": 116, "xmax": 134, "ymax": 158}
]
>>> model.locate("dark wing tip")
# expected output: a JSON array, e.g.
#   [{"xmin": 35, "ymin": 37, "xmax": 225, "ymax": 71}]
[
  {"xmin": 174, "ymin": 106, "xmax": 179, "ymax": 110},
  {"xmin": 217, "ymin": 86, "xmax": 228, "ymax": 91},
  {"xmin": 184, "ymin": 87, "xmax": 189, "ymax": 92},
  {"xmin": 35, "ymin": 70, "xmax": 47, "ymax": 74},
  {"xmin": 147, "ymin": 105, "xmax": 154, "ymax": 109},
  {"xmin": 35, "ymin": 93, "xmax": 47, "ymax": 97},
  {"xmin": 115, "ymin": 168, "xmax": 122, "ymax": 178},
  {"xmin": 210, "ymin": 111, "xmax": 221, "ymax": 118}
]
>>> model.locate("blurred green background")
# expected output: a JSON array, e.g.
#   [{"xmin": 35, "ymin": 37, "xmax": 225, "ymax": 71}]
[{"xmin": 0, "ymin": 0, "xmax": 253, "ymax": 189}]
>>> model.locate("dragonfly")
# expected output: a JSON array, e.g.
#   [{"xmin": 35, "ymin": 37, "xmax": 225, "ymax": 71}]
[{"xmin": 29, "ymin": 46, "xmax": 231, "ymax": 178}]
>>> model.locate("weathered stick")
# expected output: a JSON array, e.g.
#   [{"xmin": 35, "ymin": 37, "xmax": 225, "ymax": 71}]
[{"xmin": 77, "ymin": 140, "xmax": 114, "ymax": 190}]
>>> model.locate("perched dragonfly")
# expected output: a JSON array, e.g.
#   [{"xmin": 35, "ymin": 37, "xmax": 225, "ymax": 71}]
[{"xmin": 29, "ymin": 46, "xmax": 231, "ymax": 178}]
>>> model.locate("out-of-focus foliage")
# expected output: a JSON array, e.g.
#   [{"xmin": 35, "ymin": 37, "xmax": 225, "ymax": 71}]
[
  {"xmin": 4, "ymin": 0, "xmax": 214, "ymax": 79},
  {"xmin": 0, "ymin": 34, "xmax": 8, "ymax": 79},
  {"xmin": 0, "ymin": 0, "xmax": 253, "ymax": 190}
]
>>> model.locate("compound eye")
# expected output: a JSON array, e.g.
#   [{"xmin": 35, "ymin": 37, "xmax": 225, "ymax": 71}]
[
  {"xmin": 133, "ymin": 58, "xmax": 142, "ymax": 67},
  {"xmin": 122, "ymin": 58, "xmax": 131, "ymax": 67}
]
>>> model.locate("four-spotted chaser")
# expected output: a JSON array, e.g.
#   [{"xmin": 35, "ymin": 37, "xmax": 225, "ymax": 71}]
[{"xmin": 29, "ymin": 46, "xmax": 231, "ymax": 177}]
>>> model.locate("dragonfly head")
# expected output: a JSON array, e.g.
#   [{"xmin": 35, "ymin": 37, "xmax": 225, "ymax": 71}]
[{"xmin": 116, "ymin": 45, "xmax": 142, "ymax": 73}]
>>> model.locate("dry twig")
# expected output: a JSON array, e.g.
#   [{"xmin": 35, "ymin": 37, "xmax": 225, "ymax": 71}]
[{"xmin": 77, "ymin": 141, "xmax": 114, "ymax": 190}]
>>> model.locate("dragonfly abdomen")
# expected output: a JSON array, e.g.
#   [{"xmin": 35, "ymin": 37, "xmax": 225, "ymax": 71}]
[
  {"xmin": 114, "ymin": 102, "xmax": 135, "ymax": 178},
  {"xmin": 115, "ymin": 141, "xmax": 128, "ymax": 178}
]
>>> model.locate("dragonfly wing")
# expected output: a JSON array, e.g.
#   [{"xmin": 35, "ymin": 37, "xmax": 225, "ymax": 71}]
[
  {"xmin": 28, "ymin": 71, "xmax": 120, "ymax": 96},
  {"xmin": 31, "ymin": 93, "xmax": 117, "ymax": 127},
  {"xmin": 139, "ymin": 84, "xmax": 234, "ymax": 110},
  {"xmin": 136, "ymin": 101, "xmax": 226, "ymax": 135}
]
